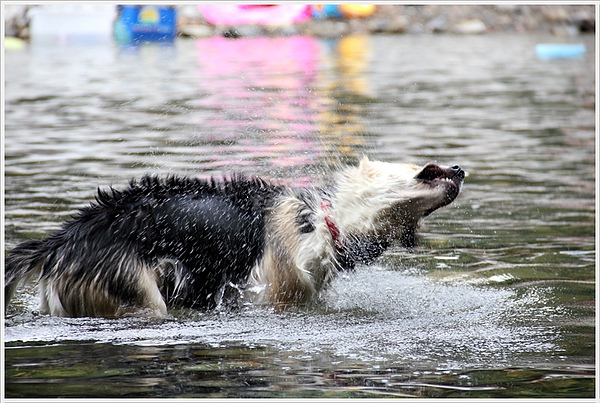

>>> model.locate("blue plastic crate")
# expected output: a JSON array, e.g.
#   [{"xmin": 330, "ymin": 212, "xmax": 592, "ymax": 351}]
[{"xmin": 115, "ymin": 5, "xmax": 176, "ymax": 43}]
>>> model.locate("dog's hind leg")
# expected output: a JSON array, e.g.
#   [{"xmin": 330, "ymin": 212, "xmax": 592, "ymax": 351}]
[
  {"xmin": 37, "ymin": 258, "xmax": 168, "ymax": 318},
  {"xmin": 129, "ymin": 265, "xmax": 168, "ymax": 317}
]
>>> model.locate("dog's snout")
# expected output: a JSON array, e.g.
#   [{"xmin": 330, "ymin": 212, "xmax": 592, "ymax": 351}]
[{"xmin": 450, "ymin": 165, "xmax": 462, "ymax": 172}]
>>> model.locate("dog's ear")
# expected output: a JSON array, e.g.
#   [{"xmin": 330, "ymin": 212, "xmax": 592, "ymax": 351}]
[
  {"xmin": 358, "ymin": 156, "xmax": 376, "ymax": 178},
  {"xmin": 400, "ymin": 225, "xmax": 418, "ymax": 249}
]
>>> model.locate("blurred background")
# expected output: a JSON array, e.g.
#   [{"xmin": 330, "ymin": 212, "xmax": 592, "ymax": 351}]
[
  {"xmin": 3, "ymin": 3, "xmax": 596, "ymax": 399},
  {"xmin": 4, "ymin": 4, "xmax": 596, "ymax": 41}
]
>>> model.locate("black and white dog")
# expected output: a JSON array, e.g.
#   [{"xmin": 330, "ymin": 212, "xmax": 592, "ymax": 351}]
[{"xmin": 5, "ymin": 157, "xmax": 464, "ymax": 317}]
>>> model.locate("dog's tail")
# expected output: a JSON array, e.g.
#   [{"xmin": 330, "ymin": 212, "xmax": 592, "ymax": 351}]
[{"xmin": 5, "ymin": 239, "xmax": 48, "ymax": 310}]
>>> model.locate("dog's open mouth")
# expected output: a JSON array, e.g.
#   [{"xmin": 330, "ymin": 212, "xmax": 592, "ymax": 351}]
[
  {"xmin": 415, "ymin": 163, "xmax": 464, "ymax": 186},
  {"xmin": 415, "ymin": 163, "xmax": 465, "ymax": 214}
]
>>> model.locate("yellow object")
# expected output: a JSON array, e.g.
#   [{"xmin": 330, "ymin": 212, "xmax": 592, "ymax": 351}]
[
  {"xmin": 139, "ymin": 5, "xmax": 160, "ymax": 24},
  {"xmin": 4, "ymin": 36, "xmax": 26, "ymax": 50},
  {"xmin": 339, "ymin": 4, "xmax": 376, "ymax": 18}
]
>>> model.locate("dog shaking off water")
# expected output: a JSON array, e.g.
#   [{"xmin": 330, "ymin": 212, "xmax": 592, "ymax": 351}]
[{"xmin": 5, "ymin": 157, "xmax": 464, "ymax": 318}]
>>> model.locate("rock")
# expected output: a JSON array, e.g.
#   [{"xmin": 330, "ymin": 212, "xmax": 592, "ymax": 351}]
[
  {"xmin": 178, "ymin": 24, "xmax": 213, "ymax": 38},
  {"xmin": 268, "ymin": 24, "xmax": 301, "ymax": 36},
  {"xmin": 386, "ymin": 15, "xmax": 410, "ymax": 33},
  {"xmin": 367, "ymin": 15, "xmax": 409, "ymax": 33},
  {"xmin": 453, "ymin": 19, "xmax": 487, "ymax": 34},
  {"xmin": 427, "ymin": 14, "xmax": 449, "ymax": 33},
  {"xmin": 569, "ymin": 10, "xmax": 595, "ymax": 32},
  {"xmin": 541, "ymin": 6, "xmax": 569, "ymax": 22},
  {"xmin": 4, "ymin": 4, "xmax": 30, "ymax": 39},
  {"xmin": 550, "ymin": 24, "xmax": 580, "ymax": 37},
  {"xmin": 304, "ymin": 20, "xmax": 349, "ymax": 38},
  {"xmin": 218, "ymin": 24, "xmax": 265, "ymax": 38},
  {"xmin": 178, "ymin": 5, "xmax": 203, "ymax": 20},
  {"xmin": 495, "ymin": 4, "xmax": 519, "ymax": 12}
]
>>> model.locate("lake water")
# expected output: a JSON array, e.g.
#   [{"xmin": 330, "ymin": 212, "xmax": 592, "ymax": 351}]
[{"xmin": 3, "ymin": 33, "xmax": 596, "ymax": 398}]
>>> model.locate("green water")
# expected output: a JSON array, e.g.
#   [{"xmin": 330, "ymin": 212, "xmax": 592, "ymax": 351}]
[{"xmin": 4, "ymin": 33, "xmax": 595, "ymax": 398}]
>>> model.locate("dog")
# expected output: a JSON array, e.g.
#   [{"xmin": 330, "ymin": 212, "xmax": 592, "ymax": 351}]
[{"xmin": 5, "ymin": 157, "xmax": 464, "ymax": 317}]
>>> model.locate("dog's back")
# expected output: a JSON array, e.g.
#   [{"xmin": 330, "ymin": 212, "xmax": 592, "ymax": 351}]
[{"xmin": 5, "ymin": 175, "xmax": 283, "ymax": 317}]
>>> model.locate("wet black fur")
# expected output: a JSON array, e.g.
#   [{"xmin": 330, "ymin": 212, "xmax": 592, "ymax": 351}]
[{"xmin": 6, "ymin": 176, "xmax": 283, "ymax": 313}]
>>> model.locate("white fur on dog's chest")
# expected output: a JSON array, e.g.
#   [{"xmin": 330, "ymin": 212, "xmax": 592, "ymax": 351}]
[{"xmin": 245, "ymin": 203, "xmax": 338, "ymax": 307}]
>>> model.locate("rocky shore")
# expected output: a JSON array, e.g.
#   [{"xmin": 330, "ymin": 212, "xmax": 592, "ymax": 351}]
[
  {"xmin": 4, "ymin": 4, "xmax": 596, "ymax": 41},
  {"xmin": 177, "ymin": 4, "xmax": 595, "ymax": 38}
]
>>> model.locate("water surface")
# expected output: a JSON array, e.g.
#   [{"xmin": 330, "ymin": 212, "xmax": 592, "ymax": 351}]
[{"xmin": 4, "ymin": 33, "xmax": 596, "ymax": 398}]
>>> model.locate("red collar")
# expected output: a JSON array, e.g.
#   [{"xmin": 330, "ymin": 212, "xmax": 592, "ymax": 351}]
[{"xmin": 321, "ymin": 199, "xmax": 344, "ymax": 250}]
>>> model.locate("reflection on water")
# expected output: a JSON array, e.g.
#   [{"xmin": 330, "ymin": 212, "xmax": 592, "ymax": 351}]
[
  {"xmin": 194, "ymin": 36, "xmax": 321, "ymax": 176},
  {"xmin": 4, "ymin": 33, "xmax": 595, "ymax": 398}
]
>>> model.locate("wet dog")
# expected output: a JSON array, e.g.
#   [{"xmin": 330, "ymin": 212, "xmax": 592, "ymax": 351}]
[{"xmin": 5, "ymin": 157, "xmax": 464, "ymax": 317}]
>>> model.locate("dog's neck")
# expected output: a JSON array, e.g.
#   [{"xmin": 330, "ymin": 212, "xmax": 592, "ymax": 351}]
[
  {"xmin": 320, "ymin": 199, "xmax": 344, "ymax": 250},
  {"xmin": 321, "ymin": 197, "xmax": 394, "ymax": 272}
]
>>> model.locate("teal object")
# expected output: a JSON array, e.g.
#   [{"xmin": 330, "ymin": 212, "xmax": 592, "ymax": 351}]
[{"xmin": 535, "ymin": 44, "xmax": 586, "ymax": 60}]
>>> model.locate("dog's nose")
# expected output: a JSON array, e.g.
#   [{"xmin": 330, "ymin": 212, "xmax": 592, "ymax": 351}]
[{"xmin": 450, "ymin": 165, "xmax": 465, "ymax": 179}]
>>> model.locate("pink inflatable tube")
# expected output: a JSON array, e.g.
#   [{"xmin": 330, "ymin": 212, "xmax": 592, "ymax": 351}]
[{"xmin": 198, "ymin": 4, "xmax": 311, "ymax": 26}]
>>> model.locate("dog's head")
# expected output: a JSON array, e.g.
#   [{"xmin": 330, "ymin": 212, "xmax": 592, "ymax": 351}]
[
  {"xmin": 411, "ymin": 162, "xmax": 465, "ymax": 216},
  {"xmin": 334, "ymin": 156, "xmax": 465, "ymax": 247}
]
